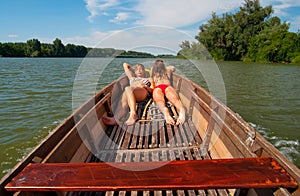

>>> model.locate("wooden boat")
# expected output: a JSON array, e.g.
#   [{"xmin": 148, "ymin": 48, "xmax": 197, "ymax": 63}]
[{"xmin": 1, "ymin": 73, "xmax": 299, "ymax": 196}]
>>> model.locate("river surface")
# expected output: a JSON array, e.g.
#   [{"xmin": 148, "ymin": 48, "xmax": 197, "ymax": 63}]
[{"xmin": 0, "ymin": 58, "xmax": 299, "ymax": 178}]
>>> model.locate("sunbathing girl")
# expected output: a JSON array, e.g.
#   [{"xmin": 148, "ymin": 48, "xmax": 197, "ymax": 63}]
[
  {"xmin": 102, "ymin": 63, "xmax": 152, "ymax": 126},
  {"xmin": 151, "ymin": 60, "xmax": 185, "ymax": 125}
]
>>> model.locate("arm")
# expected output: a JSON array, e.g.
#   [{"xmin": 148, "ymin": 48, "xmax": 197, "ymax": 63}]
[
  {"xmin": 166, "ymin": 66, "xmax": 175, "ymax": 81},
  {"xmin": 145, "ymin": 78, "xmax": 154, "ymax": 93},
  {"xmin": 144, "ymin": 86, "xmax": 153, "ymax": 93},
  {"xmin": 123, "ymin": 62, "xmax": 134, "ymax": 79},
  {"xmin": 166, "ymin": 66, "xmax": 175, "ymax": 73}
]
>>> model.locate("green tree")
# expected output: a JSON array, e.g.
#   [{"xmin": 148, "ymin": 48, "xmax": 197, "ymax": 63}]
[
  {"xmin": 118, "ymin": 50, "xmax": 155, "ymax": 58},
  {"xmin": 13, "ymin": 43, "xmax": 26, "ymax": 57},
  {"xmin": 194, "ymin": 0, "xmax": 273, "ymax": 61},
  {"xmin": 178, "ymin": 40, "xmax": 212, "ymax": 60},
  {"xmin": 233, "ymin": 0, "xmax": 272, "ymax": 59},
  {"xmin": 52, "ymin": 38, "xmax": 65, "ymax": 57},
  {"xmin": 0, "ymin": 42, "xmax": 26, "ymax": 57},
  {"xmin": 41, "ymin": 43, "xmax": 53, "ymax": 57},
  {"xmin": 65, "ymin": 44, "xmax": 78, "ymax": 57},
  {"xmin": 26, "ymin": 39, "xmax": 41, "ymax": 57},
  {"xmin": 0, "ymin": 43, "xmax": 13, "ymax": 57},
  {"xmin": 65, "ymin": 44, "xmax": 88, "ymax": 57},
  {"xmin": 77, "ymin": 45, "xmax": 88, "ymax": 57},
  {"xmin": 247, "ymin": 20, "xmax": 300, "ymax": 63},
  {"xmin": 0, "ymin": 43, "xmax": 2, "ymax": 57}
]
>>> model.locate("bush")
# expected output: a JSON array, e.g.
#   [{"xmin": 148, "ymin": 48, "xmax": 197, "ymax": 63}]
[{"xmin": 291, "ymin": 55, "xmax": 300, "ymax": 64}]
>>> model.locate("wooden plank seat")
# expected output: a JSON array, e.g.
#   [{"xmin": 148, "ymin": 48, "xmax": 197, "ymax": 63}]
[{"xmin": 5, "ymin": 157, "xmax": 297, "ymax": 192}]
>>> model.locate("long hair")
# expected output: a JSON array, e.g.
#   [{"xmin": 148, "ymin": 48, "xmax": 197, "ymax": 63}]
[{"xmin": 151, "ymin": 60, "xmax": 168, "ymax": 80}]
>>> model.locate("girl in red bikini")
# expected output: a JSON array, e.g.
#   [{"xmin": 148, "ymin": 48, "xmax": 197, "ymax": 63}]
[{"xmin": 151, "ymin": 60, "xmax": 185, "ymax": 125}]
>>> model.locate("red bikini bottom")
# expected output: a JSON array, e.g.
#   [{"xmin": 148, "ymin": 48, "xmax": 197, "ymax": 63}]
[{"xmin": 155, "ymin": 84, "xmax": 169, "ymax": 94}]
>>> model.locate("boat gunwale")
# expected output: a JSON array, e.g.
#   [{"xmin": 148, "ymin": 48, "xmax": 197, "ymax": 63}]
[
  {"xmin": 0, "ymin": 80, "xmax": 116, "ymax": 189},
  {"xmin": 174, "ymin": 74, "xmax": 300, "ymax": 183}
]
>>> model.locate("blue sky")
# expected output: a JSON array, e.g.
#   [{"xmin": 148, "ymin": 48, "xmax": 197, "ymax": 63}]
[{"xmin": 1, "ymin": 0, "xmax": 300, "ymax": 54}]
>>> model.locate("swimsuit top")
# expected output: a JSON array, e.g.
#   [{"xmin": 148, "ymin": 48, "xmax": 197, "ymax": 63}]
[{"xmin": 129, "ymin": 77, "xmax": 151, "ymax": 87}]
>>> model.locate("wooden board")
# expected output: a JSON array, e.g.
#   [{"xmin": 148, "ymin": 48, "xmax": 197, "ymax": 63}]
[{"xmin": 5, "ymin": 157, "xmax": 297, "ymax": 192}]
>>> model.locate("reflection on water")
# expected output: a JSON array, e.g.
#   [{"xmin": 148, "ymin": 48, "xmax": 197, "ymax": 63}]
[{"xmin": 0, "ymin": 58, "xmax": 299, "ymax": 177}]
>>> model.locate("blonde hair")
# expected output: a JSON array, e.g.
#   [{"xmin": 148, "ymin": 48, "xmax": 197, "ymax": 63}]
[
  {"xmin": 133, "ymin": 63, "xmax": 147, "ymax": 77},
  {"xmin": 135, "ymin": 63, "xmax": 145, "ymax": 70}
]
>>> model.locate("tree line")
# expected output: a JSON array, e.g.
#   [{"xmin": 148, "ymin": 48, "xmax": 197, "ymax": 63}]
[
  {"xmin": 0, "ymin": 38, "xmax": 164, "ymax": 58},
  {"xmin": 178, "ymin": 0, "xmax": 300, "ymax": 63},
  {"xmin": 0, "ymin": 38, "xmax": 87, "ymax": 57}
]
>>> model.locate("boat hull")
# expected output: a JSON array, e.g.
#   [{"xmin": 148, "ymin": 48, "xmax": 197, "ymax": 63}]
[{"xmin": 1, "ymin": 74, "xmax": 299, "ymax": 196}]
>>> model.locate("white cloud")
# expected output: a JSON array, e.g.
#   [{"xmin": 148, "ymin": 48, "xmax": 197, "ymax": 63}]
[
  {"xmin": 77, "ymin": 0, "xmax": 300, "ymax": 53},
  {"xmin": 83, "ymin": 0, "xmax": 300, "ymax": 30},
  {"xmin": 260, "ymin": 0, "xmax": 300, "ymax": 31},
  {"xmin": 134, "ymin": 0, "xmax": 242, "ymax": 28},
  {"xmin": 289, "ymin": 15, "xmax": 300, "ymax": 32},
  {"xmin": 262, "ymin": 0, "xmax": 300, "ymax": 7},
  {"xmin": 261, "ymin": 0, "xmax": 300, "ymax": 16},
  {"xmin": 132, "ymin": 0, "xmax": 300, "ymax": 30},
  {"xmin": 8, "ymin": 34, "xmax": 19, "ymax": 38},
  {"xmin": 63, "ymin": 31, "xmax": 110, "ymax": 47},
  {"xmin": 109, "ymin": 12, "xmax": 130, "ymax": 23},
  {"xmin": 85, "ymin": 0, "xmax": 120, "ymax": 22},
  {"xmin": 83, "ymin": 0, "xmax": 243, "ymax": 27},
  {"xmin": 64, "ymin": 26, "xmax": 196, "ymax": 54}
]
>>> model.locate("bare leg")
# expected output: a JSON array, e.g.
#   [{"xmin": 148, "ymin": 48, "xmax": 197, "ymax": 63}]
[
  {"xmin": 104, "ymin": 86, "xmax": 148, "ymax": 126},
  {"xmin": 124, "ymin": 86, "xmax": 138, "ymax": 125},
  {"xmin": 124, "ymin": 86, "xmax": 149, "ymax": 125},
  {"xmin": 165, "ymin": 87, "xmax": 185, "ymax": 125},
  {"xmin": 153, "ymin": 88, "xmax": 175, "ymax": 125}
]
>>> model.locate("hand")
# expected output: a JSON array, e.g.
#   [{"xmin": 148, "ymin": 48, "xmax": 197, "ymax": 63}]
[{"xmin": 123, "ymin": 62, "xmax": 131, "ymax": 69}]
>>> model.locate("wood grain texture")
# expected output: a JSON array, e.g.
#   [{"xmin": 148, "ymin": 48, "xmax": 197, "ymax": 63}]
[{"xmin": 6, "ymin": 157, "xmax": 297, "ymax": 192}]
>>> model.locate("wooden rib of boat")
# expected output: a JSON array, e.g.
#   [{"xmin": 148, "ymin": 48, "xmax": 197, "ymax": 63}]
[{"xmin": 1, "ymin": 73, "xmax": 299, "ymax": 196}]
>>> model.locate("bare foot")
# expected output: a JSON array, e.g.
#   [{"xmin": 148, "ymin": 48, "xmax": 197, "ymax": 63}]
[
  {"xmin": 176, "ymin": 109, "xmax": 185, "ymax": 125},
  {"xmin": 125, "ymin": 113, "xmax": 137, "ymax": 126},
  {"xmin": 164, "ymin": 108, "xmax": 175, "ymax": 125},
  {"xmin": 165, "ymin": 114, "xmax": 175, "ymax": 125},
  {"xmin": 102, "ymin": 115, "xmax": 118, "ymax": 125}
]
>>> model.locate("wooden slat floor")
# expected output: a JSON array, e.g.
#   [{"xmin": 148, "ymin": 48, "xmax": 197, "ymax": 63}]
[{"xmin": 71, "ymin": 110, "xmax": 231, "ymax": 196}]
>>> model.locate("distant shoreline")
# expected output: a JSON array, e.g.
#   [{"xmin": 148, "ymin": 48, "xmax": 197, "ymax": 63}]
[{"xmin": 0, "ymin": 38, "xmax": 176, "ymax": 58}]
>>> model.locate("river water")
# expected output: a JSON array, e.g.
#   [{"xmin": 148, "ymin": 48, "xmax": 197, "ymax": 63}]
[{"xmin": 1, "ymin": 58, "xmax": 299, "ymax": 178}]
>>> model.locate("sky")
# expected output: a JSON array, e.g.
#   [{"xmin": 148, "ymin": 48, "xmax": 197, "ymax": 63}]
[{"xmin": 1, "ymin": 0, "xmax": 300, "ymax": 54}]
